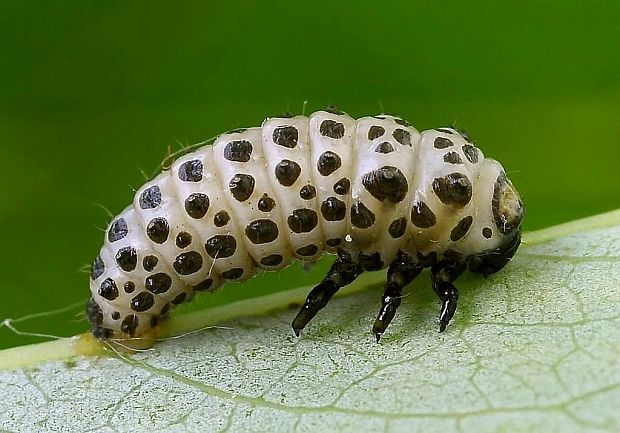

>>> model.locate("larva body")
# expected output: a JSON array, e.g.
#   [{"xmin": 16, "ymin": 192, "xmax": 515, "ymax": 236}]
[{"xmin": 88, "ymin": 110, "xmax": 524, "ymax": 343}]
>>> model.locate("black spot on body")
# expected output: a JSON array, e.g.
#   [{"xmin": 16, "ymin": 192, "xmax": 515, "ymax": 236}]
[
  {"xmin": 361, "ymin": 166, "xmax": 408, "ymax": 203},
  {"xmin": 87, "ymin": 298, "xmax": 103, "ymax": 325},
  {"xmin": 333, "ymin": 177, "xmax": 350, "ymax": 195},
  {"xmin": 411, "ymin": 201, "xmax": 436, "ymax": 228},
  {"xmin": 450, "ymin": 216, "xmax": 473, "ymax": 241},
  {"xmin": 213, "ymin": 210, "xmax": 230, "ymax": 227},
  {"xmin": 273, "ymin": 126, "xmax": 298, "ymax": 148},
  {"xmin": 275, "ymin": 160, "xmax": 301, "ymax": 187},
  {"xmin": 173, "ymin": 251, "xmax": 203, "ymax": 275},
  {"xmin": 178, "ymin": 160, "xmax": 203, "ymax": 182},
  {"xmin": 245, "ymin": 219, "xmax": 279, "ymax": 244},
  {"xmin": 462, "ymin": 145, "xmax": 479, "ymax": 163},
  {"xmin": 131, "ymin": 292, "xmax": 154, "ymax": 312},
  {"xmin": 124, "ymin": 281, "xmax": 136, "ymax": 293},
  {"xmin": 287, "ymin": 209, "xmax": 318, "ymax": 233},
  {"xmin": 258, "ymin": 194, "xmax": 276, "ymax": 212},
  {"xmin": 326, "ymin": 238, "xmax": 342, "ymax": 247},
  {"xmin": 121, "ymin": 315, "xmax": 139, "ymax": 336},
  {"xmin": 317, "ymin": 151, "xmax": 341, "ymax": 176},
  {"xmin": 108, "ymin": 218, "xmax": 128, "ymax": 243},
  {"xmin": 224, "ymin": 140, "xmax": 253, "ymax": 162},
  {"xmin": 351, "ymin": 202, "xmax": 376, "ymax": 228},
  {"xmin": 229, "ymin": 174, "xmax": 255, "ymax": 201},
  {"xmin": 388, "ymin": 217, "xmax": 407, "ymax": 238},
  {"xmin": 325, "ymin": 106, "xmax": 344, "ymax": 115},
  {"xmin": 139, "ymin": 186, "xmax": 162, "ymax": 209},
  {"xmin": 296, "ymin": 244, "xmax": 318, "ymax": 256},
  {"xmin": 147, "ymin": 217, "xmax": 170, "ymax": 244},
  {"xmin": 91, "ymin": 256, "xmax": 104, "ymax": 280},
  {"xmin": 434, "ymin": 137, "xmax": 454, "ymax": 149},
  {"xmin": 145, "ymin": 273, "xmax": 172, "ymax": 294},
  {"xmin": 299, "ymin": 185, "xmax": 316, "ymax": 200},
  {"xmin": 368, "ymin": 125, "xmax": 385, "ymax": 140},
  {"xmin": 99, "ymin": 278, "xmax": 118, "ymax": 301},
  {"xmin": 374, "ymin": 142, "xmax": 395, "ymax": 154},
  {"xmin": 143, "ymin": 255, "xmax": 158, "ymax": 272},
  {"xmin": 443, "ymin": 151, "xmax": 463, "ymax": 164},
  {"xmin": 320, "ymin": 197, "xmax": 346, "ymax": 221},
  {"xmin": 112, "ymin": 311, "xmax": 120, "ymax": 320},
  {"xmin": 176, "ymin": 232, "xmax": 192, "ymax": 248},
  {"xmin": 319, "ymin": 119, "xmax": 345, "ymax": 139},
  {"xmin": 393, "ymin": 129, "xmax": 411, "ymax": 146},
  {"xmin": 221, "ymin": 268, "xmax": 244, "ymax": 280},
  {"xmin": 359, "ymin": 252, "xmax": 383, "ymax": 271},
  {"xmin": 432, "ymin": 173, "xmax": 472, "ymax": 207},
  {"xmin": 193, "ymin": 279, "xmax": 214, "ymax": 291},
  {"xmin": 172, "ymin": 293, "xmax": 187, "ymax": 305},
  {"xmin": 205, "ymin": 235, "xmax": 237, "ymax": 259},
  {"xmin": 115, "ymin": 246, "xmax": 137, "ymax": 272},
  {"xmin": 185, "ymin": 193, "xmax": 209, "ymax": 219},
  {"xmin": 482, "ymin": 227, "xmax": 493, "ymax": 239},
  {"xmin": 260, "ymin": 254, "xmax": 283, "ymax": 266}
]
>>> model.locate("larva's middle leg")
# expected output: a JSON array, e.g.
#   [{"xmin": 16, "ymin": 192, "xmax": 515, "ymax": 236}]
[
  {"xmin": 372, "ymin": 252, "xmax": 423, "ymax": 342},
  {"xmin": 431, "ymin": 260, "xmax": 466, "ymax": 332},
  {"xmin": 291, "ymin": 249, "xmax": 363, "ymax": 336}
]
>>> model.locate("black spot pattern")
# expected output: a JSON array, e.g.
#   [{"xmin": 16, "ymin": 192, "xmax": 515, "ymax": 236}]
[
  {"xmin": 388, "ymin": 217, "xmax": 407, "ymax": 238},
  {"xmin": 176, "ymin": 232, "xmax": 192, "ymax": 248},
  {"xmin": 393, "ymin": 129, "xmax": 411, "ymax": 146},
  {"xmin": 173, "ymin": 251, "xmax": 203, "ymax": 275},
  {"xmin": 368, "ymin": 125, "xmax": 385, "ymax": 140},
  {"xmin": 178, "ymin": 160, "xmax": 203, "ymax": 182},
  {"xmin": 139, "ymin": 186, "xmax": 162, "ymax": 209},
  {"xmin": 482, "ymin": 227, "xmax": 493, "ymax": 239},
  {"xmin": 443, "ymin": 151, "xmax": 463, "ymax": 164},
  {"xmin": 317, "ymin": 151, "xmax": 341, "ymax": 176},
  {"xmin": 319, "ymin": 119, "xmax": 345, "ymax": 139},
  {"xmin": 214, "ymin": 210, "xmax": 230, "ymax": 227},
  {"xmin": 258, "ymin": 194, "xmax": 276, "ymax": 212},
  {"xmin": 99, "ymin": 278, "xmax": 119, "ymax": 301},
  {"xmin": 326, "ymin": 238, "xmax": 342, "ymax": 247},
  {"xmin": 287, "ymin": 209, "xmax": 319, "ymax": 233},
  {"xmin": 245, "ymin": 219, "xmax": 279, "ymax": 244},
  {"xmin": 131, "ymin": 292, "xmax": 154, "ymax": 312},
  {"xmin": 143, "ymin": 255, "xmax": 158, "ymax": 272},
  {"xmin": 185, "ymin": 193, "xmax": 209, "ymax": 219},
  {"xmin": 462, "ymin": 145, "xmax": 479, "ymax": 163},
  {"xmin": 351, "ymin": 202, "xmax": 376, "ymax": 228},
  {"xmin": 221, "ymin": 268, "xmax": 244, "ymax": 280},
  {"xmin": 108, "ymin": 218, "xmax": 128, "ymax": 243},
  {"xmin": 260, "ymin": 254, "xmax": 284, "ymax": 266},
  {"xmin": 112, "ymin": 311, "xmax": 120, "ymax": 320},
  {"xmin": 275, "ymin": 160, "xmax": 301, "ymax": 186},
  {"xmin": 172, "ymin": 293, "xmax": 187, "ymax": 305},
  {"xmin": 320, "ymin": 197, "xmax": 346, "ymax": 221},
  {"xmin": 434, "ymin": 137, "xmax": 454, "ymax": 149},
  {"xmin": 145, "ymin": 273, "xmax": 172, "ymax": 294},
  {"xmin": 87, "ymin": 298, "xmax": 103, "ymax": 325},
  {"xmin": 296, "ymin": 244, "xmax": 318, "ymax": 256},
  {"xmin": 91, "ymin": 255, "xmax": 104, "ymax": 280},
  {"xmin": 124, "ymin": 281, "xmax": 136, "ymax": 293},
  {"xmin": 273, "ymin": 126, "xmax": 298, "ymax": 148},
  {"xmin": 147, "ymin": 217, "xmax": 170, "ymax": 244},
  {"xmin": 432, "ymin": 173, "xmax": 472, "ymax": 207},
  {"xmin": 121, "ymin": 314, "xmax": 139, "ymax": 336},
  {"xmin": 411, "ymin": 201, "xmax": 436, "ymax": 228},
  {"xmin": 361, "ymin": 166, "xmax": 408, "ymax": 203},
  {"xmin": 205, "ymin": 235, "xmax": 237, "ymax": 259},
  {"xmin": 333, "ymin": 177, "xmax": 350, "ymax": 195},
  {"xmin": 115, "ymin": 246, "xmax": 137, "ymax": 272},
  {"xmin": 229, "ymin": 174, "xmax": 255, "ymax": 201},
  {"xmin": 450, "ymin": 216, "xmax": 473, "ymax": 241},
  {"xmin": 224, "ymin": 140, "xmax": 253, "ymax": 162},
  {"xmin": 193, "ymin": 279, "xmax": 214, "ymax": 291},
  {"xmin": 299, "ymin": 185, "xmax": 316, "ymax": 200},
  {"xmin": 374, "ymin": 142, "xmax": 395, "ymax": 154}
]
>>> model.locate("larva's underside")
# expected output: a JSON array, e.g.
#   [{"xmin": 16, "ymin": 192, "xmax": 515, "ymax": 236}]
[{"xmin": 88, "ymin": 109, "xmax": 524, "ymax": 345}]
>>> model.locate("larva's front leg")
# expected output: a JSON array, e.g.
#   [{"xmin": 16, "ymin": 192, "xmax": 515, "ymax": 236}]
[
  {"xmin": 372, "ymin": 251, "xmax": 423, "ymax": 342},
  {"xmin": 430, "ymin": 260, "xmax": 466, "ymax": 332},
  {"xmin": 291, "ymin": 249, "xmax": 363, "ymax": 336}
]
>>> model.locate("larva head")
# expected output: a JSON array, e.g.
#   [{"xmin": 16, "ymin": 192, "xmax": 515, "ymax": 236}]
[{"xmin": 467, "ymin": 160, "xmax": 524, "ymax": 276}]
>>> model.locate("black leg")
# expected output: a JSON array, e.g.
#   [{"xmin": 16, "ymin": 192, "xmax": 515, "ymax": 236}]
[
  {"xmin": 372, "ymin": 251, "xmax": 422, "ymax": 342},
  {"xmin": 292, "ymin": 249, "xmax": 363, "ymax": 336},
  {"xmin": 431, "ymin": 260, "xmax": 466, "ymax": 332}
]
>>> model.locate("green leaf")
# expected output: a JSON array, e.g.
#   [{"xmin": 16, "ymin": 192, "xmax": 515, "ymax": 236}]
[{"xmin": 1, "ymin": 210, "xmax": 619, "ymax": 432}]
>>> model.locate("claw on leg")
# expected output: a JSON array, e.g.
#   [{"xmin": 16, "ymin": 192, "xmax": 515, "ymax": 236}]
[{"xmin": 431, "ymin": 261, "xmax": 466, "ymax": 332}]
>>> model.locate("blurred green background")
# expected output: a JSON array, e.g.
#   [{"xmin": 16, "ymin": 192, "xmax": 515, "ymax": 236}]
[{"xmin": 0, "ymin": 1, "xmax": 618, "ymax": 349}]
